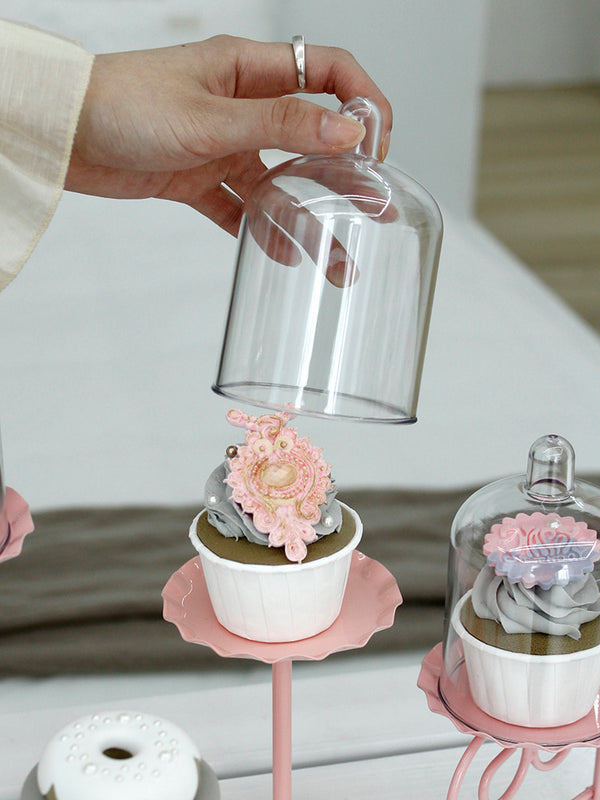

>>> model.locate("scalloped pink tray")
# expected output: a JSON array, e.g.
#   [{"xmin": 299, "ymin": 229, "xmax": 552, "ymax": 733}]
[
  {"xmin": 419, "ymin": 644, "xmax": 600, "ymax": 800},
  {"xmin": 163, "ymin": 550, "xmax": 401, "ymax": 800},
  {"xmin": 419, "ymin": 643, "xmax": 600, "ymax": 751},
  {"xmin": 162, "ymin": 550, "xmax": 402, "ymax": 663},
  {"xmin": 0, "ymin": 488, "xmax": 34, "ymax": 564}
]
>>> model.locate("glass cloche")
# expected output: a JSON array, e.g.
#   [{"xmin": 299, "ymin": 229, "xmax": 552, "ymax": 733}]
[
  {"xmin": 213, "ymin": 97, "xmax": 443, "ymax": 423},
  {"xmin": 440, "ymin": 434, "xmax": 600, "ymax": 730}
]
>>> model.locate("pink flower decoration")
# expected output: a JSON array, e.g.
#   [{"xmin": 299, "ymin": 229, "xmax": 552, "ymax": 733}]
[
  {"xmin": 225, "ymin": 410, "xmax": 332, "ymax": 563},
  {"xmin": 483, "ymin": 512, "xmax": 600, "ymax": 589},
  {"xmin": 268, "ymin": 505, "xmax": 318, "ymax": 562}
]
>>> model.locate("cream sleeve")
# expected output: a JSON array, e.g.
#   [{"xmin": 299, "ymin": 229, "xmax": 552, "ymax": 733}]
[{"xmin": 0, "ymin": 20, "xmax": 94, "ymax": 291}]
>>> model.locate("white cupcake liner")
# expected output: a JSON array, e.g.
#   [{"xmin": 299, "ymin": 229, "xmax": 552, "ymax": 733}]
[
  {"xmin": 453, "ymin": 591, "xmax": 600, "ymax": 727},
  {"xmin": 189, "ymin": 502, "xmax": 362, "ymax": 642}
]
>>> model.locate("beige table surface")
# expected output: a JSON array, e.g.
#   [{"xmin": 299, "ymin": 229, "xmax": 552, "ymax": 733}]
[{"xmin": 1, "ymin": 652, "xmax": 597, "ymax": 800}]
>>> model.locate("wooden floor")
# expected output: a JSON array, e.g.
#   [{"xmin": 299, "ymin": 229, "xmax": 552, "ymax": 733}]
[{"xmin": 475, "ymin": 84, "xmax": 600, "ymax": 333}]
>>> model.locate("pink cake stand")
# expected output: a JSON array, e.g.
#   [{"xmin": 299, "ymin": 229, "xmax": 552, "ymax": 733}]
[
  {"xmin": 419, "ymin": 643, "xmax": 600, "ymax": 800},
  {"xmin": 0, "ymin": 488, "xmax": 34, "ymax": 563},
  {"xmin": 163, "ymin": 551, "xmax": 402, "ymax": 800}
]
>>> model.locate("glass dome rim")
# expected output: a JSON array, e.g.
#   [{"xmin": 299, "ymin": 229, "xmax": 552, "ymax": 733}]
[{"xmin": 211, "ymin": 383, "xmax": 419, "ymax": 425}]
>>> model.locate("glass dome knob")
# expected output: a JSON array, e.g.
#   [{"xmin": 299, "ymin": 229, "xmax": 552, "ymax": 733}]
[
  {"xmin": 524, "ymin": 433, "xmax": 575, "ymax": 502},
  {"xmin": 339, "ymin": 96, "xmax": 382, "ymax": 159}
]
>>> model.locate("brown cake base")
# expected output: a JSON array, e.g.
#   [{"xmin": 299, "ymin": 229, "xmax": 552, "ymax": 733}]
[
  {"xmin": 461, "ymin": 594, "xmax": 600, "ymax": 656},
  {"xmin": 194, "ymin": 505, "xmax": 356, "ymax": 566}
]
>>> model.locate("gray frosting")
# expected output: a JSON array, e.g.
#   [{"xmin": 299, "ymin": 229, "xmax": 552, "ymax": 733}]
[
  {"xmin": 204, "ymin": 460, "xmax": 342, "ymax": 546},
  {"xmin": 472, "ymin": 565, "xmax": 600, "ymax": 640}
]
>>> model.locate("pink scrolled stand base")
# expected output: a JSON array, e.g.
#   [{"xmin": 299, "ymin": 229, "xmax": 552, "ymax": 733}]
[
  {"xmin": 163, "ymin": 551, "xmax": 402, "ymax": 800},
  {"xmin": 419, "ymin": 644, "xmax": 600, "ymax": 800},
  {"xmin": 445, "ymin": 737, "xmax": 582, "ymax": 800}
]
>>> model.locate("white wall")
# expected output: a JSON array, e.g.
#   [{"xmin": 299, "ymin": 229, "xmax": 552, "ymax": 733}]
[
  {"xmin": 276, "ymin": 0, "xmax": 489, "ymax": 217},
  {"xmin": 4, "ymin": 0, "xmax": 277, "ymax": 51},
  {"xmin": 484, "ymin": 0, "xmax": 600, "ymax": 87}
]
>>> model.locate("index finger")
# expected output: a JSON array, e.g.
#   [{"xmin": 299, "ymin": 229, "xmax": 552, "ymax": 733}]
[{"xmin": 229, "ymin": 39, "xmax": 393, "ymax": 141}]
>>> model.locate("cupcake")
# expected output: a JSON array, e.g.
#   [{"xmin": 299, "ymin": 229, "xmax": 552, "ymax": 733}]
[
  {"xmin": 189, "ymin": 409, "xmax": 362, "ymax": 642},
  {"xmin": 453, "ymin": 511, "xmax": 600, "ymax": 727}
]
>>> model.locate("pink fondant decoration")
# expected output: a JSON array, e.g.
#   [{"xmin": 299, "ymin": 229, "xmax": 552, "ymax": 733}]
[
  {"xmin": 485, "ymin": 513, "xmax": 598, "ymax": 559},
  {"xmin": 225, "ymin": 409, "xmax": 333, "ymax": 562},
  {"xmin": 162, "ymin": 550, "xmax": 402, "ymax": 663},
  {"xmin": 419, "ymin": 644, "xmax": 600, "ymax": 750},
  {"xmin": 483, "ymin": 512, "xmax": 600, "ymax": 589},
  {"xmin": 0, "ymin": 488, "xmax": 34, "ymax": 563}
]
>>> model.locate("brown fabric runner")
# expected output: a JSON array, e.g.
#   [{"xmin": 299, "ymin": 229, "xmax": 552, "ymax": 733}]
[{"xmin": 0, "ymin": 483, "xmax": 543, "ymax": 676}]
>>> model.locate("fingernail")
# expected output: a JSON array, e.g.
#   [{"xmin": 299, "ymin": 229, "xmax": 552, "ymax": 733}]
[
  {"xmin": 379, "ymin": 131, "xmax": 391, "ymax": 161},
  {"xmin": 319, "ymin": 111, "xmax": 365, "ymax": 148}
]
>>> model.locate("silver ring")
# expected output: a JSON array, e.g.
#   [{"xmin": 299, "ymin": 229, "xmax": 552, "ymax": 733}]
[{"xmin": 292, "ymin": 35, "xmax": 306, "ymax": 89}]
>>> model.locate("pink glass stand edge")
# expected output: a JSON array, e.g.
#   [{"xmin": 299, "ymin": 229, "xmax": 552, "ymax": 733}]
[
  {"xmin": 0, "ymin": 488, "xmax": 34, "ymax": 563},
  {"xmin": 162, "ymin": 550, "xmax": 402, "ymax": 664},
  {"xmin": 418, "ymin": 643, "xmax": 600, "ymax": 752}
]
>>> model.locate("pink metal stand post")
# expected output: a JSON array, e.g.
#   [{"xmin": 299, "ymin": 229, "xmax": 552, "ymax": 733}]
[
  {"xmin": 419, "ymin": 644, "xmax": 600, "ymax": 800},
  {"xmin": 163, "ymin": 551, "xmax": 402, "ymax": 800},
  {"xmin": 272, "ymin": 660, "xmax": 292, "ymax": 800}
]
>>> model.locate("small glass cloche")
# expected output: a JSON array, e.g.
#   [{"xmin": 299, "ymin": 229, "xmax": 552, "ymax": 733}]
[
  {"xmin": 213, "ymin": 97, "xmax": 442, "ymax": 423},
  {"xmin": 440, "ymin": 434, "xmax": 600, "ymax": 729}
]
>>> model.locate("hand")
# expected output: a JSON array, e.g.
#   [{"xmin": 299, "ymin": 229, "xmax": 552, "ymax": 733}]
[{"xmin": 66, "ymin": 35, "xmax": 393, "ymax": 239}]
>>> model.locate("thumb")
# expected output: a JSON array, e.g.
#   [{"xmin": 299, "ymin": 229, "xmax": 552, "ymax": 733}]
[{"xmin": 211, "ymin": 95, "xmax": 366, "ymax": 157}]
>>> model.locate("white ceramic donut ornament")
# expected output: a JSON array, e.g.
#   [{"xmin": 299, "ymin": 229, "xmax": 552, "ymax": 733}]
[{"xmin": 37, "ymin": 710, "xmax": 201, "ymax": 800}]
